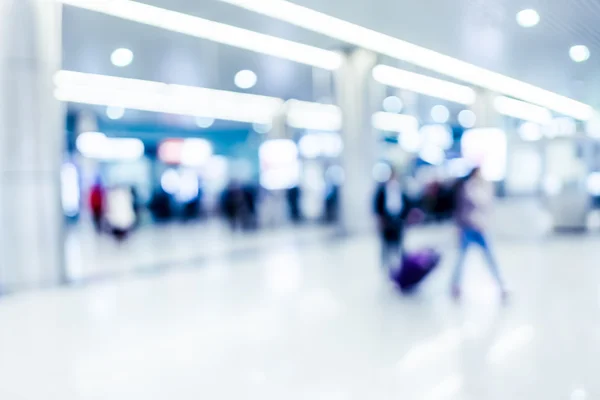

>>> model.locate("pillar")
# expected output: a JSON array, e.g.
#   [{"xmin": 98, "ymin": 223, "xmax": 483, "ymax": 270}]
[
  {"xmin": 335, "ymin": 48, "xmax": 378, "ymax": 235},
  {"xmin": 0, "ymin": 1, "xmax": 66, "ymax": 292},
  {"xmin": 470, "ymin": 89, "xmax": 502, "ymax": 129}
]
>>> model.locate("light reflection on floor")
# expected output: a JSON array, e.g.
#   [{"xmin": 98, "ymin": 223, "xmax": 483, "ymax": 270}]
[{"xmin": 1, "ymin": 221, "xmax": 600, "ymax": 399}]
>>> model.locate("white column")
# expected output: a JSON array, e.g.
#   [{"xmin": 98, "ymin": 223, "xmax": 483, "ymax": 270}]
[
  {"xmin": 0, "ymin": 1, "xmax": 65, "ymax": 291},
  {"xmin": 471, "ymin": 89, "xmax": 501, "ymax": 128},
  {"xmin": 335, "ymin": 48, "xmax": 378, "ymax": 235}
]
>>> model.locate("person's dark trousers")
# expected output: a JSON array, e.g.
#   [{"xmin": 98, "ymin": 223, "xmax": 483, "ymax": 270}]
[
  {"xmin": 92, "ymin": 211, "xmax": 103, "ymax": 232},
  {"xmin": 380, "ymin": 217, "xmax": 405, "ymax": 269}
]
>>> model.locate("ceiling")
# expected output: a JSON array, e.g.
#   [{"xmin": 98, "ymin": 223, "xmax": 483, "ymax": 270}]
[{"xmin": 62, "ymin": 0, "xmax": 600, "ymax": 128}]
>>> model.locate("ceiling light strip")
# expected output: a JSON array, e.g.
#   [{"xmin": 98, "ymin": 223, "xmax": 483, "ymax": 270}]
[
  {"xmin": 59, "ymin": 0, "xmax": 342, "ymax": 70},
  {"xmin": 493, "ymin": 96, "xmax": 553, "ymax": 124},
  {"xmin": 372, "ymin": 64, "xmax": 476, "ymax": 105},
  {"xmin": 218, "ymin": 0, "xmax": 593, "ymax": 119},
  {"xmin": 55, "ymin": 70, "xmax": 341, "ymax": 128}
]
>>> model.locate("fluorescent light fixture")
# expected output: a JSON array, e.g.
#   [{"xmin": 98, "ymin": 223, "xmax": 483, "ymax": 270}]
[
  {"xmin": 516, "ymin": 9, "xmax": 540, "ymax": 28},
  {"xmin": 219, "ymin": 0, "xmax": 593, "ymax": 119},
  {"xmin": 286, "ymin": 99, "xmax": 342, "ymax": 131},
  {"xmin": 55, "ymin": 70, "xmax": 283, "ymax": 124},
  {"xmin": 111, "ymin": 47, "xmax": 134, "ymax": 67},
  {"xmin": 570, "ymin": 45, "xmax": 590, "ymax": 63},
  {"xmin": 373, "ymin": 65, "xmax": 476, "ymax": 105},
  {"xmin": 298, "ymin": 132, "xmax": 343, "ymax": 159},
  {"xmin": 493, "ymin": 96, "xmax": 553, "ymax": 124},
  {"xmin": 59, "ymin": 0, "xmax": 342, "ymax": 70},
  {"xmin": 234, "ymin": 69, "xmax": 258, "ymax": 89},
  {"xmin": 260, "ymin": 139, "xmax": 298, "ymax": 164},
  {"xmin": 431, "ymin": 105, "xmax": 450, "ymax": 123},
  {"xmin": 458, "ymin": 109, "xmax": 476, "ymax": 128},
  {"xmin": 56, "ymin": 71, "xmax": 339, "ymax": 129},
  {"xmin": 372, "ymin": 111, "xmax": 419, "ymax": 133},
  {"xmin": 76, "ymin": 131, "xmax": 144, "ymax": 160}
]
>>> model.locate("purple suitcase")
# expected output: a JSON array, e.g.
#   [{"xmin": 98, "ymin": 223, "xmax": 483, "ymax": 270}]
[{"xmin": 390, "ymin": 248, "xmax": 441, "ymax": 292}]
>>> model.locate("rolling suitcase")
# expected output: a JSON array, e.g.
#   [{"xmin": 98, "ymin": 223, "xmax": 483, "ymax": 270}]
[{"xmin": 390, "ymin": 248, "xmax": 441, "ymax": 293}]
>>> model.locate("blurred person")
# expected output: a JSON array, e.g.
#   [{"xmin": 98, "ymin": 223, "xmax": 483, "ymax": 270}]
[
  {"xmin": 105, "ymin": 185, "xmax": 136, "ymax": 241},
  {"xmin": 422, "ymin": 180, "xmax": 440, "ymax": 220},
  {"xmin": 89, "ymin": 179, "xmax": 105, "ymax": 232},
  {"xmin": 243, "ymin": 183, "xmax": 258, "ymax": 230},
  {"xmin": 374, "ymin": 169, "xmax": 415, "ymax": 269},
  {"xmin": 221, "ymin": 181, "xmax": 248, "ymax": 231},
  {"xmin": 130, "ymin": 186, "xmax": 141, "ymax": 227},
  {"xmin": 286, "ymin": 185, "xmax": 302, "ymax": 223},
  {"xmin": 452, "ymin": 167, "xmax": 507, "ymax": 299},
  {"xmin": 324, "ymin": 182, "xmax": 339, "ymax": 223},
  {"xmin": 149, "ymin": 188, "xmax": 173, "ymax": 222},
  {"xmin": 182, "ymin": 196, "xmax": 200, "ymax": 221}
]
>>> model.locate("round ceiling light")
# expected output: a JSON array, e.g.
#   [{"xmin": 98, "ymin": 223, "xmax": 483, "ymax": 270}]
[
  {"xmin": 110, "ymin": 48, "xmax": 134, "ymax": 67},
  {"xmin": 518, "ymin": 121, "xmax": 543, "ymax": 142},
  {"xmin": 234, "ymin": 69, "xmax": 258, "ymax": 89},
  {"xmin": 458, "ymin": 110, "xmax": 476, "ymax": 128},
  {"xmin": 253, "ymin": 122, "xmax": 272, "ymax": 134},
  {"xmin": 195, "ymin": 116, "xmax": 215, "ymax": 128},
  {"xmin": 382, "ymin": 96, "xmax": 404, "ymax": 113},
  {"xmin": 516, "ymin": 9, "xmax": 540, "ymax": 28},
  {"xmin": 570, "ymin": 45, "xmax": 590, "ymax": 63},
  {"xmin": 431, "ymin": 105, "xmax": 450, "ymax": 124},
  {"xmin": 106, "ymin": 106, "xmax": 125, "ymax": 120}
]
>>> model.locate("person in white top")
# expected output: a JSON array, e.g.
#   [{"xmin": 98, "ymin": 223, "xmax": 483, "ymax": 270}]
[{"xmin": 105, "ymin": 186, "xmax": 136, "ymax": 241}]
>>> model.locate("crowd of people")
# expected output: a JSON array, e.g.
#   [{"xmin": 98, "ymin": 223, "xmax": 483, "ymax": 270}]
[
  {"xmin": 85, "ymin": 179, "xmax": 340, "ymax": 240},
  {"xmin": 86, "ymin": 164, "xmax": 507, "ymax": 299}
]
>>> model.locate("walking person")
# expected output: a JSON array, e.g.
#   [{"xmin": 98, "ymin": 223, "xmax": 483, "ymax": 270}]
[
  {"xmin": 89, "ymin": 179, "xmax": 105, "ymax": 232},
  {"xmin": 105, "ymin": 185, "xmax": 136, "ymax": 242},
  {"xmin": 374, "ymin": 170, "xmax": 413, "ymax": 269},
  {"xmin": 451, "ymin": 167, "xmax": 507, "ymax": 299}
]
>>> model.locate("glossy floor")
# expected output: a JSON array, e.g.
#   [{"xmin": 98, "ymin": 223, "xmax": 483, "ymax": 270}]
[{"xmin": 1, "ymin": 226, "xmax": 598, "ymax": 399}]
